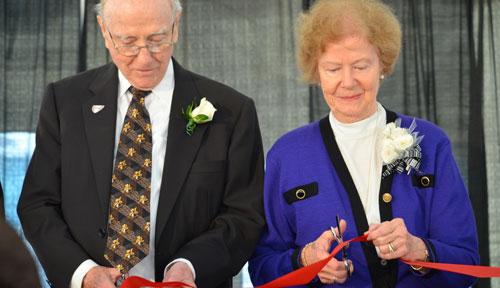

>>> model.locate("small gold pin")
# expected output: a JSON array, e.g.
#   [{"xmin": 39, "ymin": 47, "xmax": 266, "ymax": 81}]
[{"xmin": 382, "ymin": 193, "xmax": 392, "ymax": 203}]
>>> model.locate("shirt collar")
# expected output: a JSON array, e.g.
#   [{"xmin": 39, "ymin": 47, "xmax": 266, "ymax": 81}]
[
  {"xmin": 329, "ymin": 102, "xmax": 385, "ymax": 139},
  {"xmin": 117, "ymin": 58, "xmax": 175, "ymax": 99}
]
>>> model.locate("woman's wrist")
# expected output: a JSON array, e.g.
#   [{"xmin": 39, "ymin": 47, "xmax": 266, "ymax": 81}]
[
  {"xmin": 300, "ymin": 242, "xmax": 313, "ymax": 267},
  {"xmin": 410, "ymin": 248, "xmax": 429, "ymax": 273}
]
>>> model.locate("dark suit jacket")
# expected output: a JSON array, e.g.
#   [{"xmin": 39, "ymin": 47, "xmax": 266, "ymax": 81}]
[
  {"xmin": 18, "ymin": 59, "xmax": 265, "ymax": 288},
  {"xmin": 0, "ymin": 181, "xmax": 4, "ymax": 219}
]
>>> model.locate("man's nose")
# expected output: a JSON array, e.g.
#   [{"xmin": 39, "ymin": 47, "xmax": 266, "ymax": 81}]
[{"xmin": 134, "ymin": 46, "xmax": 155, "ymax": 62}]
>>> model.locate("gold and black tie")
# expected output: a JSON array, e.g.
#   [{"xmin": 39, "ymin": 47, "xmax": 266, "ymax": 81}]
[{"xmin": 104, "ymin": 87, "xmax": 152, "ymax": 274}]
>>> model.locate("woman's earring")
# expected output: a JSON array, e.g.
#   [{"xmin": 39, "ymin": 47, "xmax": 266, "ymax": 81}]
[{"xmin": 380, "ymin": 74, "xmax": 385, "ymax": 80}]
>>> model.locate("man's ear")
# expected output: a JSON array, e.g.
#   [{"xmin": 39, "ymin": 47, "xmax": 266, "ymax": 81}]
[
  {"xmin": 97, "ymin": 15, "xmax": 106, "ymax": 37},
  {"xmin": 97, "ymin": 16, "xmax": 111, "ymax": 49},
  {"xmin": 172, "ymin": 10, "xmax": 182, "ymax": 43}
]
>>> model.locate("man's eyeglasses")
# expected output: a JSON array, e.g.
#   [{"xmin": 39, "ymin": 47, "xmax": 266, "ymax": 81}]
[{"xmin": 106, "ymin": 22, "xmax": 176, "ymax": 57}]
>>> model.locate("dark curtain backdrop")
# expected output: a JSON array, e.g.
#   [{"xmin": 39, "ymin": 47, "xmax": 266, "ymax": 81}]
[
  {"xmin": 0, "ymin": 0, "xmax": 80, "ymax": 224},
  {"xmin": 483, "ymin": 1, "xmax": 500, "ymax": 288},
  {"xmin": 0, "ymin": 0, "xmax": 498, "ymax": 287}
]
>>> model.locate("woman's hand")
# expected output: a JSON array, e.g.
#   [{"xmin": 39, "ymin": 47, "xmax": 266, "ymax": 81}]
[
  {"xmin": 300, "ymin": 219, "xmax": 354, "ymax": 284},
  {"xmin": 366, "ymin": 218, "xmax": 427, "ymax": 262}
]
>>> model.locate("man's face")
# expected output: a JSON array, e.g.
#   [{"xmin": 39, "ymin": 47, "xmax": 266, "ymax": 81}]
[{"xmin": 97, "ymin": 0, "xmax": 181, "ymax": 90}]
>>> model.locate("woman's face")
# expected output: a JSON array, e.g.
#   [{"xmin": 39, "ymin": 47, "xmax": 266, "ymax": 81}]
[{"xmin": 317, "ymin": 34, "xmax": 383, "ymax": 123}]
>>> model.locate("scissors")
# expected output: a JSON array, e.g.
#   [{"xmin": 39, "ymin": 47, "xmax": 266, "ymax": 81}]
[{"xmin": 330, "ymin": 215, "xmax": 351, "ymax": 278}]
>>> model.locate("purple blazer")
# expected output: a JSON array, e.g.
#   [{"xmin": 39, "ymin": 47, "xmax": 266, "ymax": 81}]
[{"xmin": 249, "ymin": 110, "xmax": 479, "ymax": 287}]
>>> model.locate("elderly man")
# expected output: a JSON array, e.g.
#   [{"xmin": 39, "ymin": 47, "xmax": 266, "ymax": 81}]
[{"xmin": 17, "ymin": 0, "xmax": 265, "ymax": 287}]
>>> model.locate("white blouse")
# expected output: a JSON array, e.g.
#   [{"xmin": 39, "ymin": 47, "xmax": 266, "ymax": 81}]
[{"xmin": 329, "ymin": 102, "xmax": 387, "ymax": 226}]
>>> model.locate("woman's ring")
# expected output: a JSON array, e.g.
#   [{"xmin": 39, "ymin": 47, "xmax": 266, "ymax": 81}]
[{"xmin": 388, "ymin": 242, "xmax": 395, "ymax": 255}]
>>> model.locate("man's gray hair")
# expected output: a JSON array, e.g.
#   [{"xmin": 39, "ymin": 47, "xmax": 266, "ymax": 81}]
[{"xmin": 95, "ymin": 0, "xmax": 182, "ymax": 21}]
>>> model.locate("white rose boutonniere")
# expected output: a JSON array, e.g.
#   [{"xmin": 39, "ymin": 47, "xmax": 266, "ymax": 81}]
[
  {"xmin": 181, "ymin": 97, "xmax": 217, "ymax": 136},
  {"xmin": 381, "ymin": 118, "xmax": 424, "ymax": 178}
]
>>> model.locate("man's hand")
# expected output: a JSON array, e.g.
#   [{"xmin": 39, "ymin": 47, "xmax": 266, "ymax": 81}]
[
  {"xmin": 163, "ymin": 262, "xmax": 197, "ymax": 288},
  {"xmin": 82, "ymin": 266, "xmax": 122, "ymax": 288}
]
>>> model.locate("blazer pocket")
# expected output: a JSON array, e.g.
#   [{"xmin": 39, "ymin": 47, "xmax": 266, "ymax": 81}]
[
  {"xmin": 283, "ymin": 182, "xmax": 318, "ymax": 205},
  {"xmin": 190, "ymin": 160, "xmax": 226, "ymax": 174},
  {"xmin": 411, "ymin": 174, "xmax": 435, "ymax": 188}
]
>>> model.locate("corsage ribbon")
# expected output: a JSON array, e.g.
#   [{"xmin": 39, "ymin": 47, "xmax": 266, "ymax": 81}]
[{"xmin": 122, "ymin": 235, "xmax": 500, "ymax": 288}]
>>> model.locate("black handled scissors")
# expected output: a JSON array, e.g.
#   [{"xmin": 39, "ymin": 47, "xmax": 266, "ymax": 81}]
[{"xmin": 330, "ymin": 215, "xmax": 351, "ymax": 278}]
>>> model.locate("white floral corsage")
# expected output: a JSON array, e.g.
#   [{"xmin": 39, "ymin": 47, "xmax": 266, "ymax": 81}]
[
  {"xmin": 181, "ymin": 97, "xmax": 217, "ymax": 136},
  {"xmin": 381, "ymin": 118, "xmax": 424, "ymax": 178}
]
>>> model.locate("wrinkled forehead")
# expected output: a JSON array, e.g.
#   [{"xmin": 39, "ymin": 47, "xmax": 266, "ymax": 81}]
[{"xmin": 102, "ymin": 0, "xmax": 174, "ymax": 25}]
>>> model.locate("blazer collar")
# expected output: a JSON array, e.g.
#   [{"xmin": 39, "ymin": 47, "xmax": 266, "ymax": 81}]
[{"xmin": 83, "ymin": 63, "xmax": 119, "ymax": 214}]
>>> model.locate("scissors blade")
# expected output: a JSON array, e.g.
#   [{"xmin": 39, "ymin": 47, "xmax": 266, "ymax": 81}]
[{"xmin": 336, "ymin": 215, "xmax": 347, "ymax": 260}]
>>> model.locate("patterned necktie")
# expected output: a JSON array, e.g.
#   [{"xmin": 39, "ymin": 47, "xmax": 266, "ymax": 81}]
[{"xmin": 105, "ymin": 87, "xmax": 152, "ymax": 274}]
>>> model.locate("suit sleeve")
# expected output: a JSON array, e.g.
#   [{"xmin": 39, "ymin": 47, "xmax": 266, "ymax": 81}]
[
  {"xmin": 173, "ymin": 98, "xmax": 266, "ymax": 286},
  {"xmin": 17, "ymin": 83, "xmax": 91, "ymax": 288},
  {"xmin": 0, "ymin": 181, "xmax": 4, "ymax": 219},
  {"xmin": 248, "ymin": 156, "xmax": 303, "ymax": 286},
  {"xmin": 416, "ymin": 139, "xmax": 479, "ymax": 286}
]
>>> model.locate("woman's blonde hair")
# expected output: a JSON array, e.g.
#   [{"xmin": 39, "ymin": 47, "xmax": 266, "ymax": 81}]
[{"xmin": 296, "ymin": 0, "xmax": 402, "ymax": 83}]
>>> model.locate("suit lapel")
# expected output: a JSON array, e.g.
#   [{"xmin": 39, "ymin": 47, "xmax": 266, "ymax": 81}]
[
  {"xmin": 83, "ymin": 63, "xmax": 119, "ymax": 214},
  {"xmin": 155, "ymin": 59, "xmax": 208, "ymax": 244}
]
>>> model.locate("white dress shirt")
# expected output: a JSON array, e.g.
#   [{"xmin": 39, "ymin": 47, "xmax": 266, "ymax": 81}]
[
  {"xmin": 329, "ymin": 103, "xmax": 386, "ymax": 226},
  {"xmin": 71, "ymin": 59, "xmax": 195, "ymax": 287}
]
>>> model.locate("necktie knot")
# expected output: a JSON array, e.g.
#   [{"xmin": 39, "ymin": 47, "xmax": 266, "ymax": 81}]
[{"xmin": 129, "ymin": 87, "xmax": 152, "ymax": 99}]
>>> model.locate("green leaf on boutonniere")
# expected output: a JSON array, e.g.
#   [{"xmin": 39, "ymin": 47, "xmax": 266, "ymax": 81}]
[
  {"xmin": 181, "ymin": 102, "xmax": 194, "ymax": 121},
  {"xmin": 193, "ymin": 114, "xmax": 209, "ymax": 122}
]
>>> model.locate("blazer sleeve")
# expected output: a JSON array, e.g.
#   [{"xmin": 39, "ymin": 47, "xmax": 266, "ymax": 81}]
[
  {"xmin": 17, "ymin": 83, "xmax": 91, "ymax": 288},
  {"xmin": 248, "ymin": 156, "xmax": 301, "ymax": 286},
  {"xmin": 416, "ymin": 138, "xmax": 479, "ymax": 286},
  {"xmin": 172, "ymin": 98, "xmax": 266, "ymax": 286}
]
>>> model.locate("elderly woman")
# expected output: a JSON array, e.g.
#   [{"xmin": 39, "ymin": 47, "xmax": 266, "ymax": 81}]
[{"xmin": 248, "ymin": 0, "xmax": 479, "ymax": 287}]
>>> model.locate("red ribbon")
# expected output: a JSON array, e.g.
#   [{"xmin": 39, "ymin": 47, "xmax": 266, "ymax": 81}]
[
  {"xmin": 122, "ymin": 235, "xmax": 500, "ymax": 288},
  {"xmin": 257, "ymin": 235, "xmax": 500, "ymax": 288},
  {"xmin": 121, "ymin": 277, "xmax": 195, "ymax": 288}
]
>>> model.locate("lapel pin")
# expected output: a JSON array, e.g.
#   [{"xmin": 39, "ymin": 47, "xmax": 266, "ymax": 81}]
[{"xmin": 92, "ymin": 105, "xmax": 105, "ymax": 114}]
